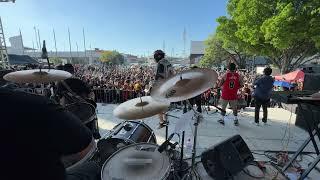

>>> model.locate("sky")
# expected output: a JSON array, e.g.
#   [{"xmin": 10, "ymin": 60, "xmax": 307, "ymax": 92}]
[{"xmin": 0, "ymin": 0, "xmax": 227, "ymax": 56}]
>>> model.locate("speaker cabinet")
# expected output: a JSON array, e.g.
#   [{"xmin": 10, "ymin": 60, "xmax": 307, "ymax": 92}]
[{"xmin": 201, "ymin": 135, "xmax": 254, "ymax": 180}]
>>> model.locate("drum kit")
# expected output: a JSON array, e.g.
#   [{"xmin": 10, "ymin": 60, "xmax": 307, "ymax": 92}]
[{"xmin": 2, "ymin": 67, "xmax": 219, "ymax": 180}]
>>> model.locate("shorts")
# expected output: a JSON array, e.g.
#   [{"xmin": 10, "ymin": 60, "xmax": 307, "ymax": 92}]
[{"xmin": 220, "ymin": 99, "xmax": 237, "ymax": 110}]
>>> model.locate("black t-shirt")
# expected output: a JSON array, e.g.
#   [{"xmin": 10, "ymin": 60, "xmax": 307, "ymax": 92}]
[
  {"xmin": 0, "ymin": 88, "xmax": 92, "ymax": 180},
  {"xmin": 56, "ymin": 78, "xmax": 91, "ymax": 98}
]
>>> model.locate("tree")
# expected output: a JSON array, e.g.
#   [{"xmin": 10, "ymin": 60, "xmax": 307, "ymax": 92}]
[
  {"xmin": 99, "ymin": 50, "xmax": 125, "ymax": 65},
  {"xmin": 201, "ymin": 32, "xmax": 249, "ymax": 69},
  {"xmin": 215, "ymin": 0, "xmax": 320, "ymax": 73},
  {"xmin": 50, "ymin": 57, "xmax": 63, "ymax": 65},
  {"xmin": 200, "ymin": 35, "xmax": 229, "ymax": 68}
]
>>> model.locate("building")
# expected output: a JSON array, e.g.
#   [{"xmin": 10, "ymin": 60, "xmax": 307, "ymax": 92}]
[
  {"xmin": 190, "ymin": 41, "xmax": 205, "ymax": 65},
  {"xmin": 6, "ymin": 35, "xmax": 104, "ymax": 64}
]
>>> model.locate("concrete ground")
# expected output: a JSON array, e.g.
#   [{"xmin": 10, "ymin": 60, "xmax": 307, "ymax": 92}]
[{"xmin": 96, "ymin": 104, "xmax": 320, "ymax": 179}]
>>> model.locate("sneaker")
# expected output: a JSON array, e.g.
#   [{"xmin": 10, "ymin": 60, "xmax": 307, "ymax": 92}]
[
  {"xmin": 252, "ymin": 121, "xmax": 259, "ymax": 126},
  {"xmin": 218, "ymin": 119, "xmax": 225, "ymax": 125},
  {"xmin": 263, "ymin": 122, "xmax": 269, "ymax": 126},
  {"xmin": 234, "ymin": 119, "xmax": 239, "ymax": 126}
]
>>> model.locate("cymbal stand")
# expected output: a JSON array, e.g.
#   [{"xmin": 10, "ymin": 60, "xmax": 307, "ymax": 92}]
[
  {"xmin": 182, "ymin": 100, "xmax": 201, "ymax": 180},
  {"xmin": 164, "ymin": 112, "xmax": 179, "ymax": 140}
]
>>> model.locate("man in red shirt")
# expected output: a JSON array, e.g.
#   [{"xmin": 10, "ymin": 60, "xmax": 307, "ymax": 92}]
[{"xmin": 217, "ymin": 63, "xmax": 243, "ymax": 126}]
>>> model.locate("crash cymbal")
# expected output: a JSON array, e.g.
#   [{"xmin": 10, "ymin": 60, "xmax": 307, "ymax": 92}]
[
  {"xmin": 151, "ymin": 68, "xmax": 218, "ymax": 102},
  {"xmin": 3, "ymin": 69, "xmax": 72, "ymax": 83},
  {"xmin": 113, "ymin": 96, "xmax": 170, "ymax": 120}
]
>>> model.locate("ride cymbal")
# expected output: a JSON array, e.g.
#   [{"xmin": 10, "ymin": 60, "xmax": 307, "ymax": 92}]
[
  {"xmin": 151, "ymin": 68, "xmax": 218, "ymax": 102},
  {"xmin": 113, "ymin": 96, "xmax": 170, "ymax": 120},
  {"xmin": 3, "ymin": 69, "xmax": 72, "ymax": 83}
]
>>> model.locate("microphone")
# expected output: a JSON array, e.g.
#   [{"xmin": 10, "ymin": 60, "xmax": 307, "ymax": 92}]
[{"xmin": 158, "ymin": 133, "xmax": 175, "ymax": 153}]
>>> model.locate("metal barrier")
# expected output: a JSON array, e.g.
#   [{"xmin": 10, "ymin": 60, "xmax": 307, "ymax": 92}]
[
  {"xmin": 93, "ymin": 88, "xmax": 219, "ymax": 106},
  {"xmin": 93, "ymin": 89, "xmax": 146, "ymax": 104}
]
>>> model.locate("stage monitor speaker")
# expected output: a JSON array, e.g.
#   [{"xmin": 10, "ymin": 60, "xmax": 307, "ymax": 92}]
[
  {"xmin": 201, "ymin": 135, "xmax": 254, "ymax": 180},
  {"xmin": 303, "ymin": 73, "xmax": 320, "ymax": 91}
]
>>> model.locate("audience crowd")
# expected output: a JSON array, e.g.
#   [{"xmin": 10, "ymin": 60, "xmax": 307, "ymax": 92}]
[{"xmin": 1, "ymin": 63, "xmax": 303, "ymax": 108}]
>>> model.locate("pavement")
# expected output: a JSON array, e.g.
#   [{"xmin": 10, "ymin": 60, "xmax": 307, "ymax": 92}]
[{"xmin": 96, "ymin": 104, "xmax": 320, "ymax": 179}]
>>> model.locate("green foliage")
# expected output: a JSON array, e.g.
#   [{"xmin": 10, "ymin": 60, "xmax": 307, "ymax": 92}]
[
  {"xmin": 200, "ymin": 35, "xmax": 229, "ymax": 68},
  {"xmin": 99, "ymin": 50, "xmax": 125, "ymax": 65},
  {"xmin": 50, "ymin": 57, "xmax": 63, "ymax": 65},
  {"xmin": 215, "ymin": 0, "xmax": 320, "ymax": 73}
]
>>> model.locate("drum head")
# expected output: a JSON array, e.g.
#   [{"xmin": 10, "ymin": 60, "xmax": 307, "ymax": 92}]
[
  {"xmin": 66, "ymin": 102, "xmax": 95, "ymax": 124},
  {"xmin": 101, "ymin": 143, "xmax": 170, "ymax": 180}
]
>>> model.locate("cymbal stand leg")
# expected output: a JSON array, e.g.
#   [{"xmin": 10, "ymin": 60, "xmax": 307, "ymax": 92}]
[
  {"xmin": 165, "ymin": 113, "xmax": 169, "ymax": 140},
  {"xmin": 180, "ymin": 131, "xmax": 185, "ymax": 171},
  {"xmin": 184, "ymin": 100, "xmax": 201, "ymax": 180},
  {"xmin": 139, "ymin": 94, "xmax": 142, "ymax": 103}
]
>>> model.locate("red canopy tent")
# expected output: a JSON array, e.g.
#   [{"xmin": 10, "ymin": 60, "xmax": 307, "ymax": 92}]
[{"xmin": 274, "ymin": 69, "xmax": 305, "ymax": 83}]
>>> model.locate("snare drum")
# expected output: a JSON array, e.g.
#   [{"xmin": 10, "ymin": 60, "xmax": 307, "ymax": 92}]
[{"xmin": 101, "ymin": 143, "xmax": 171, "ymax": 180}]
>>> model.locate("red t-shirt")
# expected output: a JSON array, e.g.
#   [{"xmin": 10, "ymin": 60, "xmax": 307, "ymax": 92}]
[{"xmin": 221, "ymin": 71, "xmax": 240, "ymax": 100}]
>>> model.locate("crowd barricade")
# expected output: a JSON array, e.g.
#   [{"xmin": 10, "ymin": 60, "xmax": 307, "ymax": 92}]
[
  {"xmin": 92, "ymin": 88, "xmax": 220, "ymax": 108},
  {"xmin": 93, "ymin": 89, "xmax": 146, "ymax": 104}
]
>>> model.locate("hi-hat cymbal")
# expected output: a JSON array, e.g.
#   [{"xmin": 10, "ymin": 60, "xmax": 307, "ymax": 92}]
[
  {"xmin": 113, "ymin": 96, "xmax": 170, "ymax": 120},
  {"xmin": 3, "ymin": 69, "xmax": 72, "ymax": 83},
  {"xmin": 151, "ymin": 68, "xmax": 218, "ymax": 102}
]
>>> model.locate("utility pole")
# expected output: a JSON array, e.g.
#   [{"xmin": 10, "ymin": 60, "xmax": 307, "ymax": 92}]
[
  {"xmin": 68, "ymin": 28, "xmax": 72, "ymax": 63},
  {"xmin": 53, "ymin": 28, "xmax": 58, "ymax": 57},
  {"xmin": 76, "ymin": 42, "xmax": 79, "ymax": 58},
  {"xmin": 32, "ymin": 40, "xmax": 35, "ymax": 58},
  {"xmin": 82, "ymin": 28, "xmax": 87, "ymax": 62},
  {"xmin": 183, "ymin": 27, "xmax": 186, "ymax": 58},
  {"xmin": 37, "ymin": 29, "xmax": 41, "ymax": 49},
  {"xmin": 19, "ymin": 28, "xmax": 24, "ymax": 55},
  {"xmin": 33, "ymin": 26, "xmax": 39, "ymax": 50}
]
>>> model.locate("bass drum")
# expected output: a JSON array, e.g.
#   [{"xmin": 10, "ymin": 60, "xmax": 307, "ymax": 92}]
[
  {"xmin": 101, "ymin": 143, "xmax": 171, "ymax": 180},
  {"xmin": 95, "ymin": 121, "xmax": 157, "ymax": 165}
]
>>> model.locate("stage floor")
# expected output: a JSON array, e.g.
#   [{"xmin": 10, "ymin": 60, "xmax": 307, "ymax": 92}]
[{"xmin": 97, "ymin": 104, "xmax": 320, "ymax": 179}]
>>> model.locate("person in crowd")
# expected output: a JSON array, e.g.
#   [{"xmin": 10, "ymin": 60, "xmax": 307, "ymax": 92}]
[
  {"xmin": 183, "ymin": 66, "xmax": 202, "ymax": 113},
  {"xmin": 153, "ymin": 49, "xmax": 174, "ymax": 129},
  {"xmin": 243, "ymin": 83, "xmax": 252, "ymax": 107},
  {"xmin": 0, "ymin": 87, "xmax": 100, "ymax": 180},
  {"xmin": 253, "ymin": 67, "xmax": 274, "ymax": 126},
  {"xmin": 217, "ymin": 62, "xmax": 243, "ymax": 126},
  {"xmin": 56, "ymin": 64, "xmax": 101, "ymax": 139}
]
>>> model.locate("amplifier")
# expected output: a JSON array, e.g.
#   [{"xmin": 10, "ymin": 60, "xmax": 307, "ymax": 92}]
[{"xmin": 201, "ymin": 135, "xmax": 254, "ymax": 180}]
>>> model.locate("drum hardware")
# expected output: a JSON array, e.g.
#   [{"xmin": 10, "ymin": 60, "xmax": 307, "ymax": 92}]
[
  {"xmin": 164, "ymin": 112, "xmax": 179, "ymax": 140},
  {"xmin": 180, "ymin": 131, "xmax": 185, "ymax": 172},
  {"xmin": 180, "ymin": 100, "xmax": 202, "ymax": 180},
  {"xmin": 150, "ymin": 68, "xmax": 218, "ymax": 180}
]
